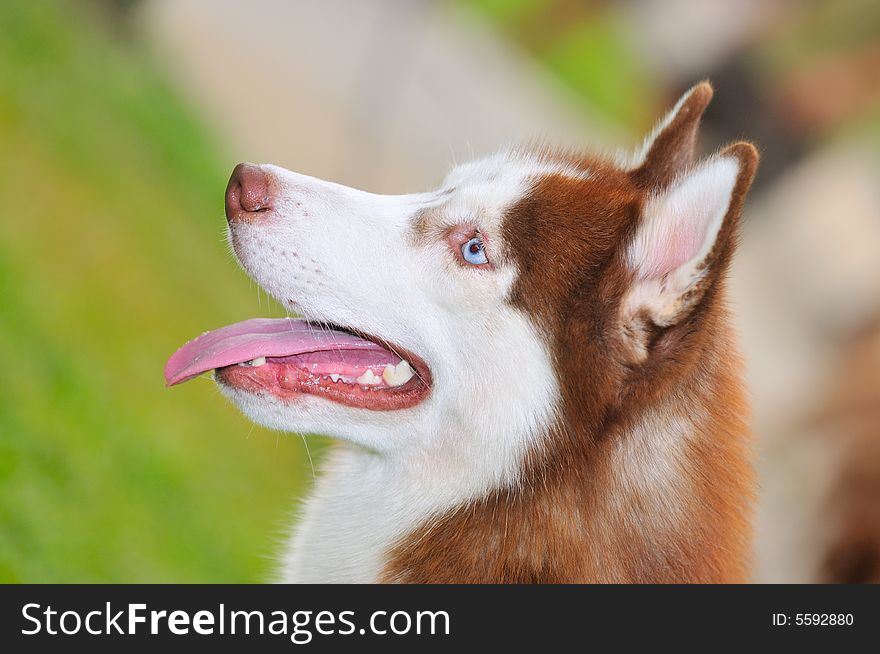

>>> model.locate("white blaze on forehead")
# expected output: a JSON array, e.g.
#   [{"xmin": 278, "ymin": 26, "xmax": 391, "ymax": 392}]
[
  {"xmin": 442, "ymin": 147, "xmax": 591, "ymax": 187},
  {"xmin": 436, "ymin": 148, "xmax": 591, "ymax": 232}
]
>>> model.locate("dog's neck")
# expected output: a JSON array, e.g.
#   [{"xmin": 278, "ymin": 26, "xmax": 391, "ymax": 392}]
[
  {"xmin": 378, "ymin": 319, "xmax": 752, "ymax": 582},
  {"xmin": 279, "ymin": 314, "xmax": 752, "ymax": 583}
]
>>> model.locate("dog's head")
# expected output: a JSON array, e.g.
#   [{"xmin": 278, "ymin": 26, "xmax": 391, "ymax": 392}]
[{"xmin": 166, "ymin": 82, "xmax": 757, "ymax": 490}]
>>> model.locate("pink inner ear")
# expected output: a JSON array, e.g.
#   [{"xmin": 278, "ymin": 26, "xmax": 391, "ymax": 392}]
[
  {"xmin": 638, "ymin": 214, "xmax": 708, "ymax": 280},
  {"xmin": 632, "ymin": 155, "xmax": 739, "ymax": 283}
]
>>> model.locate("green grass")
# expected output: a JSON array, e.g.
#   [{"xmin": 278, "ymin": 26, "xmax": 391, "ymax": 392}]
[{"xmin": 0, "ymin": 1, "xmax": 314, "ymax": 582}]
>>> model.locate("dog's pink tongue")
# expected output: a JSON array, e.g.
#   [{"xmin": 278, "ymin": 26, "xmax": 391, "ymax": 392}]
[{"xmin": 164, "ymin": 318, "xmax": 385, "ymax": 386}]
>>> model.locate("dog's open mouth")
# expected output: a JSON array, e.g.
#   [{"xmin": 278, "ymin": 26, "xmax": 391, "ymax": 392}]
[{"xmin": 164, "ymin": 318, "xmax": 431, "ymax": 410}]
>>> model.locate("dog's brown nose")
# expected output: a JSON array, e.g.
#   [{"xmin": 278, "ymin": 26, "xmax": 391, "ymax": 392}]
[{"xmin": 225, "ymin": 163, "xmax": 272, "ymax": 223}]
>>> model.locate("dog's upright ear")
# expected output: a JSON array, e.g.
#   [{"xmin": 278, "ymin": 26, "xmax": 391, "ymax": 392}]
[
  {"xmin": 629, "ymin": 81, "xmax": 714, "ymax": 190},
  {"xmin": 620, "ymin": 81, "xmax": 758, "ymax": 354},
  {"xmin": 621, "ymin": 87, "xmax": 758, "ymax": 360}
]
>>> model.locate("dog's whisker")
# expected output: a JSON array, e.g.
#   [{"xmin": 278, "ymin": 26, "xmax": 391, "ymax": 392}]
[{"xmin": 297, "ymin": 432, "xmax": 316, "ymax": 481}]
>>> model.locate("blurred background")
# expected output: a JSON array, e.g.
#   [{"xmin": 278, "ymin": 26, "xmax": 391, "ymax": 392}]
[{"xmin": 1, "ymin": 0, "xmax": 878, "ymax": 582}]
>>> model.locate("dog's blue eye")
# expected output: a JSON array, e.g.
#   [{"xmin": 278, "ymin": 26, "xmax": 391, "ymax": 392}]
[{"xmin": 461, "ymin": 236, "xmax": 488, "ymax": 265}]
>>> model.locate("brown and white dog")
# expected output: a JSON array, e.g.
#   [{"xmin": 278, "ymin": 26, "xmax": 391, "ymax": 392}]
[{"xmin": 166, "ymin": 81, "xmax": 758, "ymax": 583}]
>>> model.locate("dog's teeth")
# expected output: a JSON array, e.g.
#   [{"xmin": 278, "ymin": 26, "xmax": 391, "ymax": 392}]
[
  {"xmin": 395, "ymin": 360, "xmax": 413, "ymax": 385},
  {"xmin": 382, "ymin": 360, "xmax": 414, "ymax": 387},
  {"xmin": 356, "ymin": 369, "xmax": 380, "ymax": 386},
  {"xmin": 251, "ymin": 357, "xmax": 266, "ymax": 367}
]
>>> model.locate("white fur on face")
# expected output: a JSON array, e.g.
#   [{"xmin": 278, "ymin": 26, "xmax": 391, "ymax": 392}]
[{"xmin": 223, "ymin": 152, "xmax": 566, "ymax": 582}]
